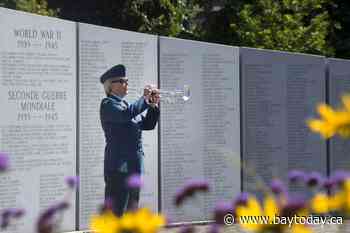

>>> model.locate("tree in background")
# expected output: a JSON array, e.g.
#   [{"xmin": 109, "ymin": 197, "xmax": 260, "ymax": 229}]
[
  {"xmin": 0, "ymin": 0, "xmax": 57, "ymax": 16},
  {"xmin": 45, "ymin": 0, "xmax": 201, "ymax": 38},
  {"xmin": 131, "ymin": 0, "xmax": 338, "ymax": 57},
  {"xmin": 128, "ymin": 0, "xmax": 202, "ymax": 38},
  {"xmin": 229, "ymin": 0, "xmax": 336, "ymax": 56}
]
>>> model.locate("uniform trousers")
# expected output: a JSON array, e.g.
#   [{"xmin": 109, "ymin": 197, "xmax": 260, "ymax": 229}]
[{"xmin": 104, "ymin": 172, "xmax": 140, "ymax": 216}]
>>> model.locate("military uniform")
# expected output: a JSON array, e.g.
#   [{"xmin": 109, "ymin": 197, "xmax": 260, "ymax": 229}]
[{"xmin": 99, "ymin": 64, "xmax": 159, "ymax": 216}]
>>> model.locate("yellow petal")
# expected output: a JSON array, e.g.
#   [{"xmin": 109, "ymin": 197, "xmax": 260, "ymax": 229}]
[
  {"xmin": 90, "ymin": 211, "xmax": 120, "ymax": 233},
  {"xmin": 334, "ymin": 111, "xmax": 350, "ymax": 125},
  {"xmin": 310, "ymin": 193, "xmax": 329, "ymax": 214},
  {"xmin": 120, "ymin": 212, "xmax": 136, "ymax": 231},
  {"xmin": 236, "ymin": 197, "xmax": 264, "ymax": 232},
  {"xmin": 132, "ymin": 208, "xmax": 166, "ymax": 233},
  {"xmin": 263, "ymin": 196, "xmax": 278, "ymax": 221},
  {"xmin": 318, "ymin": 104, "xmax": 336, "ymax": 122},
  {"xmin": 247, "ymin": 197, "xmax": 263, "ymax": 216},
  {"xmin": 307, "ymin": 119, "xmax": 335, "ymax": 138}
]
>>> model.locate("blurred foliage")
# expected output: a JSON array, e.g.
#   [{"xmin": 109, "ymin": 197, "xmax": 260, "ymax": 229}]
[
  {"xmin": 128, "ymin": 0, "xmax": 202, "ymax": 38},
  {"xmin": 44, "ymin": 0, "xmax": 203, "ymax": 39},
  {"xmin": 230, "ymin": 0, "xmax": 336, "ymax": 56},
  {"xmin": 2, "ymin": 0, "xmax": 350, "ymax": 58},
  {"xmin": 0, "ymin": 0, "xmax": 57, "ymax": 16}
]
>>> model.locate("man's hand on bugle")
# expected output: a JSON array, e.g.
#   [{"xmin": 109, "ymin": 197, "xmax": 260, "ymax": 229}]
[{"xmin": 143, "ymin": 85, "xmax": 160, "ymax": 107}]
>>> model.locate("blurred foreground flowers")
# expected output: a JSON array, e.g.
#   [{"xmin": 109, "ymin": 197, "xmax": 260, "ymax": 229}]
[
  {"xmin": 90, "ymin": 174, "xmax": 166, "ymax": 233},
  {"xmin": 90, "ymin": 208, "xmax": 166, "ymax": 233},
  {"xmin": 0, "ymin": 152, "xmax": 9, "ymax": 172},
  {"xmin": 5, "ymin": 93, "xmax": 350, "ymax": 233},
  {"xmin": 89, "ymin": 179, "xmax": 209, "ymax": 233},
  {"xmin": 37, "ymin": 175, "xmax": 79, "ymax": 233},
  {"xmin": 227, "ymin": 175, "xmax": 315, "ymax": 233},
  {"xmin": 0, "ymin": 151, "xmax": 79, "ymax": 232},
  {"xmin": 229, "ymin": 100, "xmax": 350, "ymax": 233},
  {"xmin": 234, "ymin": 193, "xmax": 312, "ymax": 233},
  {"xmin": 308, "ymin": 94, "xmax": 350, "ymax": 138},
  {"xmin": 230, "ymin": 170, "xmax": 350, "ymax": 233}
]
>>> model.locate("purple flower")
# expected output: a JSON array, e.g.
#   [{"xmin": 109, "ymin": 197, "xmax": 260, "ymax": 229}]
[
  {"xmin": 37, "ymin": 201, "xmax": 70, "ymax": 233},
  {"xmin": 331, "ymin": 170, "xmax": 350, "ymax": 185},
  {"xmin": 323, "ymin": 178, "xmax": 336, "ymax": 191},
  {"xmin": 55, "ymin": 202, "xmax": 69, "ymax": 211},
  {"xmin": 233, "ymin": 192, "xmax": 249, "ymax": 206},
  {"xmin": 281, "ymin": 197, "xmax": 306, "ymax": 217},
  {"xmin": 1, "ymin": 209, "xmax": 12, "ymax": 219},
  {"xmin": 270, "ymin": 179, "xmax": 286, "ymax": 195},
  {"xmin": 1, "ymin": 209, "xmax": 12, "ymax": 229},
  {"xmin": 174, "ymin": 187, "xmax": 187, "ymax": 206},
  {"xmin": 0, "ymin": 217, "xmax": 9, "ymax": 229},
  {"xmin": 306, "ymin": 172, "xmax": 323, "ymax": 187},
  {"xmin": 0, "ymin": 208, "xmax": 25, "ymax": 230},
  {"xmin": 39, "ymin": 206, "xmax": 56, "ymax": 224},
  {"xmin": 288, "ymin": 170, "xmax": 305, "ymax": 183},
  {"xmin": 195, "ymin": 180, "xmax": 210, "ymax": 191},
  {"xmin": 174, "ymin": 180, "xmax": 209, "ymax": 206},
  {"xmin": 127, "ymin": 174, "xmax": 143, "ymax": 189},
  {"xmin": 65, "ymin": 176, "xmax": 79, "ymax": 189},
  {"xmin": 12, "ymin": 209, "xmax": 25, "ymax": 218},
  {"xmin": 0, "ymin": 152, "xmax": 9, "ymax": 172},
  {"xmin": 214, "ymin": 201, "xmax": 233, "ymax": 225}
]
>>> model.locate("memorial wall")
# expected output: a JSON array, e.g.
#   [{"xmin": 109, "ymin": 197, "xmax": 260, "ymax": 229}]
[
  {"xmin": 78, "ymin": 23, "xmax": 158, "ymax": 228},
  {"xmin": 241, "ymin": 48, "xmax": 327, "ymax": 195},
  {"xmin": 159, "ymin": 37, "xmax": 240, "ymax": 223},
  {"xmin": 2, "ymin": 6, "xmax": 350, "ymax": 233},
  {"xmin": 328, "ymin": 58, "xmax": 350, "ymax": 173},
  {"xmin": 0, "ymin": 7, "xmax": 76, "ymax": 233}
]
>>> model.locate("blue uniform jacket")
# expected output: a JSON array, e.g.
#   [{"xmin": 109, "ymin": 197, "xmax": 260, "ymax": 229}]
[{"xmin": 100, "ymin": 94, "xmax": 159, "ymax": 176}]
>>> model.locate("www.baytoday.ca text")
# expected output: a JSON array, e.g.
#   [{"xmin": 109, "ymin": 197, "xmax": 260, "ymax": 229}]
[{"xmin": 224, "ymin": 214, "xmax": 343, "ymax": 227}]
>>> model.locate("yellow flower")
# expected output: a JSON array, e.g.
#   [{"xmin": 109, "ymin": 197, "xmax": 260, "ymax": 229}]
[
  {"xmin": 235, "ymin": 195, "xmax": 314, "ymax": 233},
  {"xmin": 134, "ymin": 208, "xmax": 166, "ymax": 233},
  {"xmin": 310, "ymin": 193, "xmax": 329, "ymax": 214},
  {"xmin": 318, "ymin": 104, "xmax": 337, "ymax": 122},
  {"xmin": 90, "ymin": 210, "xmax": 120, "ymax": 233},
  {"xmin": 264, "ymin": 196, "xmax": 279, "ymax": 222},
  {"xmin": 323, "ymin": 179, "xmax": 350, "ymax": 214},
  {"xmin": 89, "ymin": 208, "xmax": 165, "ymax": 233},
  {"xmin": 309, "ymin": 180, "xmax": 350, "ymax": 215},
  {"xmin": 235, "ymin": 195, "xmax": 278, "ymax": 232},
  {"xmin": 307, "ymin": 119, "xmax": 335, "ymax": 138},
  {"xmin": 120, "ymin": 211, "xmax": 136, "ymax": 232},
  {"xmin": 308, "ymin": 101, "xmax": 350, "ymax": 139}
]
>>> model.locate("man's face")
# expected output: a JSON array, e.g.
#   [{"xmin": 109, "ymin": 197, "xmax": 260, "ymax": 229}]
[{"xmin": 111, "ymin": 78, "xmax": 128, "ymax": 96}]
